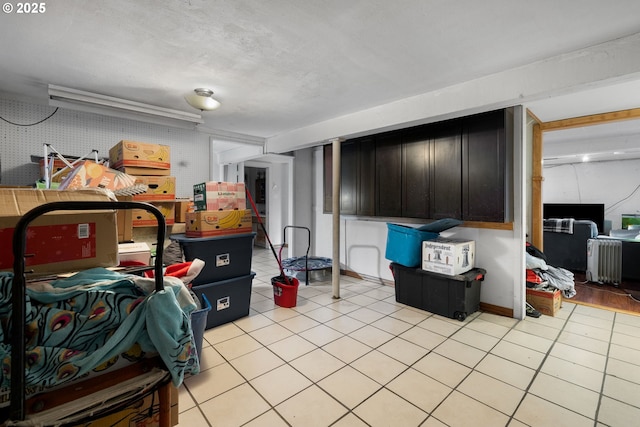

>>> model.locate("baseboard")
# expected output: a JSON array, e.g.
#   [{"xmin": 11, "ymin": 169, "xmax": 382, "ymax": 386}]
[{"xmin": 479, "ymin": 302, "xmax": 513, "ymax": 318}]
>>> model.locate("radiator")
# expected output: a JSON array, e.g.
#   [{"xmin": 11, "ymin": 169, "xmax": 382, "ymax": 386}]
[{"xmin": 586, "ymin": 239, "xmax": 622, "ymax": 284}]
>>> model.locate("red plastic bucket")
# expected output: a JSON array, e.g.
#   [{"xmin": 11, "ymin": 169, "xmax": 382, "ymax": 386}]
[{"xmin": 272, "ymin": 275, "xmax": 300, "ymax": 308}]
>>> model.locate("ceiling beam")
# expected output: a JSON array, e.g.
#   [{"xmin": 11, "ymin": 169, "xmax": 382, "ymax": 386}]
[{"xmin": 540, "ymin": 107, "xmax": 640, "ymax": 132}]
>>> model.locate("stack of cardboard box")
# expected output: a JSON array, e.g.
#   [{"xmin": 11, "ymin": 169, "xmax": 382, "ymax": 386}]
[
  {"xmin": 186, "ymin": 181, "xmax": 252, "ymax": 237},
  {"xmin": 109, "ymin": 140, "xmax": 176, "ymax": 232}
]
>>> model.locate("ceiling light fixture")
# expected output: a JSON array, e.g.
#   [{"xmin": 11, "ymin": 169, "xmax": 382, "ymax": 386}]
[
  {"xmin": 48, "ymin": 84, "xmax": 204, "ymax": 129},
  {"xmin": 185, "ymin": 88, "xmax": 221, "ymax": 111}
]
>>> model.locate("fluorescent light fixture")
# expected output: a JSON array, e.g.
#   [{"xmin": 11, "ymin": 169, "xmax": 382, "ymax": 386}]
[{"xmin": 48, "ymin": 84, "xmax": 204, "ymax": 129}]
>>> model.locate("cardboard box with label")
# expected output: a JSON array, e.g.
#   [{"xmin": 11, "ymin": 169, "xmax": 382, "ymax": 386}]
[
  {"xmin": 193, "ymin": 182, "xmax": 246, "ymax": 211},
  {"xmin": 526, "ymin": 288, "xmax": 562, "ymax": 316},
  {"xmin": 132, "ymin": 176, "xmax": 176, "ymax": 201},
  {"xmin": 0, "ymin": 189, "xmax": 118, "ymax": 276},
  {"xmin": 109, "ymin": 140, "xmax": 171, "ymax": 171},
  {"xmin": 422, "ymin": 237, "xmax": 475, "ymax": 276},
  {"xmin": 185, "ymin": 209, "xmax": 252, "ymax": 237}
]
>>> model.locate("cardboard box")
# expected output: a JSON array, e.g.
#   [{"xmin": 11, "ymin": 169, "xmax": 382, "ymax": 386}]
[
  {"xmin": 422, "ymin": 237, "xmax": 475, "ymax": 276},
  {"xmin": 193, "ymin": 182, "xmax": 246, "ymax": 211},
  {"xmin": 109, "ymin": 140, "xmax": 171, "ymax": 171},
  {"xmin": 0, "ymin": 189, "xmax": 118, "ymax": 276},
  {"xmin": 131, "ymin": 176, "xmax": 176, "ymax": 201},
  {"xmin": 174, "ymin": 198, "xmax": 193, "ymax": 223},
  {"xmin": 115, "ymin": 166, "xmax": 171, "ymax": 176},
  {"xmin": 185, "ymin": 209, "xmax": 252, "ymax": 237},
  {"xmin": 116, "ymin": 195, "xmax": 133, "ymax": 243},
  {"xmin": 39, "ymin": 158, "xmax": 71, "ymax": 183},
  {"xmin": 118, "ymin": 242, "xmax": 151, "ymax": 266},
  {"xmin": 74, "ymin": 386, "xmax": 179, "ymax": 427},
  {"xmin": 526, "ymin": 288, "xmax": 562, "ymax": 316},
  {"xmin": 132, "ymin": 202, "xmax": 175, "ymax": 227}
]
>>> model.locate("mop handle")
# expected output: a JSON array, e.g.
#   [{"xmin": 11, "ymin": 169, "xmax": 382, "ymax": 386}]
[{"xmin": 245, "ymin": 187, "xmax": 290, "ymax": 285}]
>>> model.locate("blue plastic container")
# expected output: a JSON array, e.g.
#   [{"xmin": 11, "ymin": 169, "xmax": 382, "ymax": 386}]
[
  {"xmin": 385, "ymin": 223, "xmax": 439, "ymax": 267},
  {"xmin": 190, "ymin": 294, "xmax": 212, "ymax": 361}
]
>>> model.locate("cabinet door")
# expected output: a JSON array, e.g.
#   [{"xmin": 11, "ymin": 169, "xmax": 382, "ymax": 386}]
[
  {"xmin": 323, "ymin": 144, "xmax": 333, "ymax": 213},
  {"xmin": 462, "ymin": 110, "xmax": 506, "ymax": 222},
  {"xmin": 430, "ymin": 122, "xmax": 462, "ymax": 219},
  {"xmin": 357, "ymin": 137, "xmax": 376, "ymax": 216},
  {"xmin": 375, "ymin": 132, "xmax": 402, "ymax": 217},
  {"xmin": 340, "ymin": 140, "xmax": 358, "ymax": 215},
  {"xmin": 402, "ymin": 128, "xmax": 430, "ymax": 218}
]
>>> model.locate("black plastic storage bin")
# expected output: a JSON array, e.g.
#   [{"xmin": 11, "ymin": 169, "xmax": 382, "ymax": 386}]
[
  {"xmin": 191, "ymin": 272, "xmax": 256, "ymax": 329},
  {"xmin": 390, "ymin": 262, "xmax": 485, "ymax": 321},
  {"xmin": 171, "ymin": 233, "xmax": 255, "ymax": 285}
]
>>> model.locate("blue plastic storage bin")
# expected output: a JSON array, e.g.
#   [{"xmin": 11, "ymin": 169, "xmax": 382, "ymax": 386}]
[
  {"xmin": 385, "ymin": 223, "xmax": 439, "ymax": 267},
  {"xmin": 190, "ymin": 294, "xmax": 212, "ymax": 361}
]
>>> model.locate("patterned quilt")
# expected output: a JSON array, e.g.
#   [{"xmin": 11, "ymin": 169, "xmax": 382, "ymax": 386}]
[{"xmin": 0, "ymin": 268, "xmax": 199, "ymax": 402}]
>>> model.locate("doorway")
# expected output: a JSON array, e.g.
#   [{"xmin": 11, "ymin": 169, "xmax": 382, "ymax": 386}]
[
  {"xmin": 533, "ymin": 107, "xmax": 640, "ymax": 314},
  {"xmin": 245, "ymin": 166, "xmax": 268, "ymax": 248}
]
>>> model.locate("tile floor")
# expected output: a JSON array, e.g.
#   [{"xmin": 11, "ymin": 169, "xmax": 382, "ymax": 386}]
[{"xmin": 177, "ymin": 248, "xmax": 640, "ymax": 427}]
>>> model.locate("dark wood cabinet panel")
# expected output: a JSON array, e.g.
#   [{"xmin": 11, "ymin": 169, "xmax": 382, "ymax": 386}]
[
  {"xmin": 402, "ymin": 130, "xmax": 430, "ymax": 218},
  {"xmin": 462, "ymin": 110, "xmax": 506, "ymax": 222},
  {"xmin": 340, "ymin": 140, "xmax": 358, "ymax": 215},
  {"xmin": 357, "ymin": 137, "xmax": 376, "ymax": 216},
  {"xmin": 375, "ymin": 132, "xmax": 402, "ymax": 217},
  {"xmin": 430, "ymin": 122, "xmax": 462, "ymax": 219},
  {"xmin": 323, "ymin": 144, "xmax": 333, "ymax": 213}
]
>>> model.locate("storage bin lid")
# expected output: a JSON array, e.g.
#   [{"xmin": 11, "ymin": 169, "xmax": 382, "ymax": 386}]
[{"xmin": 416, "ymin": 218, "xmax": 463, "ymax": 233}]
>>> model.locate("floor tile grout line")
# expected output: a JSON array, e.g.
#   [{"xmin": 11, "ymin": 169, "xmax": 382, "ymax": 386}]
[
  {"xmin": 413, "ymin": 310, "xmax": 526, "ymax": 425},
  {"xmin": 506, "ymin": 302, "xmax": 608, "ymax": 425},
  {"xmin": 592, "ymin": 310, "xmax": 617, "ymax": 427}
]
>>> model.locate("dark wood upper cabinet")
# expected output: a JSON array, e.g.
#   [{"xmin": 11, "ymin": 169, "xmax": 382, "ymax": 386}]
[
  {"xmin": 430, "ymin": 121, "xmax": 462, "ymax": 219},
  {"xmin": 375, "ymin": 132, "xmax": 402, "ymax": 217},
  {"xmin": 402, "ymin": 129, "xmax": 430, "ymax": 218},
  {"xmin": 462, "ymin": 110, "xmax": 506, "ymax": 222},
  {"xmin": 323, "ymin": 108, "xmax": 509, "ymax": 223}
]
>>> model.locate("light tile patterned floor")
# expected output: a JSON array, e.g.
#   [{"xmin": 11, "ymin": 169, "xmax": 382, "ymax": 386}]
[{"xmin": 177, "ymin": 247, "xmax": 640, "ymax": 426}]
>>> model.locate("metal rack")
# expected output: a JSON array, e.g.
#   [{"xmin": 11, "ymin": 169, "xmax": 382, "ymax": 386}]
[{"xmin": 8, "ymin": 200, "xmax": 170, "ymax": 426}]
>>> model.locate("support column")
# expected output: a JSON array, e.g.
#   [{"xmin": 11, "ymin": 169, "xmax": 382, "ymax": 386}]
[{"xmin": 331, "ymin": 138, "xmax": 342, "ymax": 299}]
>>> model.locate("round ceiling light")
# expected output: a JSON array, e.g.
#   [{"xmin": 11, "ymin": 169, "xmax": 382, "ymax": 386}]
[{"xmin": 185, "ymin": 88, "xmax": 221, "ymax": 111}]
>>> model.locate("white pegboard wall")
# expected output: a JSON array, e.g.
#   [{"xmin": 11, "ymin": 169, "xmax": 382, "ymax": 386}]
[{"xmin": 0, "ymin": 98, "xmax": 209, "ymax": 197}]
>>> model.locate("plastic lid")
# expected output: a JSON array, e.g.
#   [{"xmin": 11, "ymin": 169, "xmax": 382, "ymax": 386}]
[{"xmin": 417, "ymin": 218, "xmax": 463, "ymax": 233}]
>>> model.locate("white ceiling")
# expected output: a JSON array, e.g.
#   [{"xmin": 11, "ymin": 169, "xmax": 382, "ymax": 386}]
[{"xmin": 1, "ymin": 0, "xmax": 640, "ymax": 158}]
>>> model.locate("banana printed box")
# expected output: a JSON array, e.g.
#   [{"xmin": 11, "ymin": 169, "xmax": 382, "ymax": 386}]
[
  {"xmin": 186, "ymin": 209, "xmax": 252, "ymax": 237},
  {"xmin": 422, "ymin": 237, "xmax": 475, "ymax": 276},
  {"xmin": 132, "ymin": 175, "xmax": 176, "ymax": 201},
  {"xmin": 109, "ymin": 140, "xmax": 171, "ymax": 171}
]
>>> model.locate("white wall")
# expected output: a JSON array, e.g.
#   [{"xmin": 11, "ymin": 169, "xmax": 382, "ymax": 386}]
[
  {"xmin": 543, "ymin": 158, "xmax": 640, "ymax": 231},
  {"xmin": 0, "ymin": 98, "xmax": 210, "ymax": 197}
]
